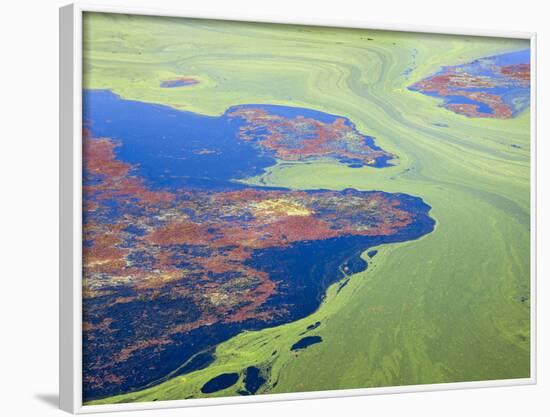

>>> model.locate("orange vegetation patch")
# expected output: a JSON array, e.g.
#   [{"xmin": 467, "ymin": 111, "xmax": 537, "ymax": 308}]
[
  {"xmin": 501, "ymin": 63, "xmax": 530, "ymax": 82},
  {"xmin": 145, "ymin": 222, "xmax": 212, "ymax": 246},
  {"xmin": 83, "ymin": 131, "xmax": 174, "ymax": 206},
  {"xmin": 114, "ymin": 337, "xmax": 172, "ymax": 363}
]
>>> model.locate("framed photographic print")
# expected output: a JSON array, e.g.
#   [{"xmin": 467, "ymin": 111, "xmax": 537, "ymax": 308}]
[{"xmin": 59, "ymin": 3, "xmax": 536, "ymax": 413}]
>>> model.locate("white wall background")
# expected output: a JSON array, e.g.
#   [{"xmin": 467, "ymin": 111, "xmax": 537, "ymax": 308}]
[{"xmin": 1, "ymin": 0, "xmax": 547, "ymax": 415}]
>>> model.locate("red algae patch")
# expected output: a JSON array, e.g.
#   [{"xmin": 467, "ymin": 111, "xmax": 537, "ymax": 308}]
[
  {"xmin": 409, "ymin": 49, "xmax": 530, "ymax": 118},
  {"xmin": 229, "ymin": 107, "xmax": 394, "ymax": 167}
]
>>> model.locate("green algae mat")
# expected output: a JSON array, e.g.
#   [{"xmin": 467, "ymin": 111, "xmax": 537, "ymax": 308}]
[{"xmin": 81, "ymin": 12, "xmax": 532, "ymax": 406}]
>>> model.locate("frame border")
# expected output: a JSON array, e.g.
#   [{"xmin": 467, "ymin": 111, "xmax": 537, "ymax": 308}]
[{"xmin": 59, "ymin": 2, "xmax": 537, "ymax": 413}]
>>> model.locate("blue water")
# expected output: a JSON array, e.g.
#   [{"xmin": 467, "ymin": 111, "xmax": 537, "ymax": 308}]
[
  {"xmin": 487, "ymin": 49, "xmax": 530, "ymax": 67},
  {"xmin": 242, "ymin": 366, "xmax": 266, "ymax": 394},
  {"xmin": 306, "ymin": 321, "xmax": 321, "ymax": 331},
  {"xmin": 84, "ymin": 90, "xmax": 276, "ymax": 191},
  {"xmin": 291, "ymin": 336, "xmax": 323, "ymax": 351},
  {"xmin": 200, "ymin": 373, "xmax": 240, "ymax": 394}
]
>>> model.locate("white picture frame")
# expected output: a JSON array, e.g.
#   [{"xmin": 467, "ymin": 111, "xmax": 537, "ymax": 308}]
[{"xmin": 60, "ymin": 2, "xmax": 537, "ymax": 413}]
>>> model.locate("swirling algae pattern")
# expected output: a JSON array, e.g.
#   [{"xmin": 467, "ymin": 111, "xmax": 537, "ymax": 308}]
[{"xmin": 83, "ymin": 12, "xmax": 530, "ymax": 404}]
